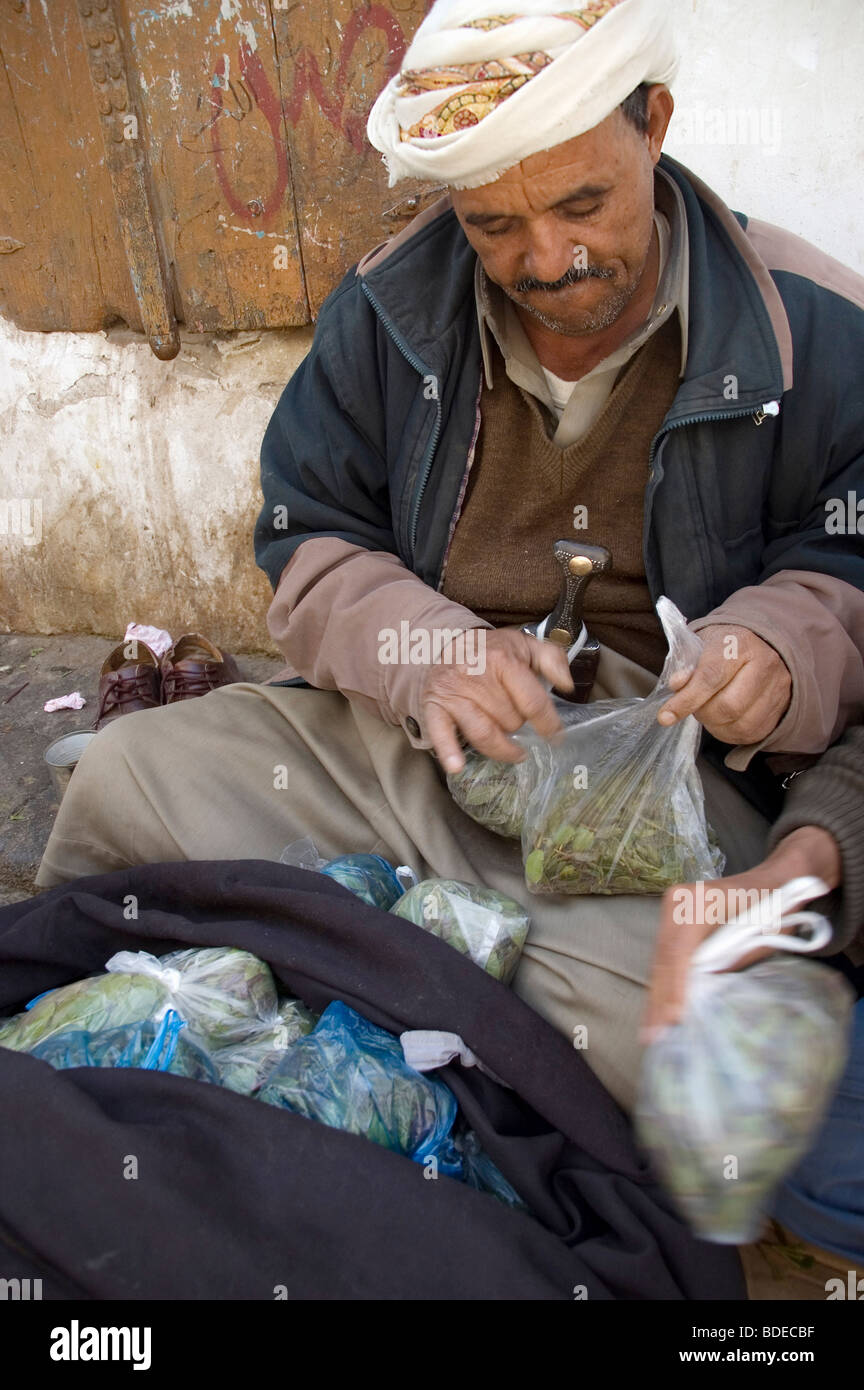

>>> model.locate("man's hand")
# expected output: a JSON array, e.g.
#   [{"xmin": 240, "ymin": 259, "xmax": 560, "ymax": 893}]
[
  {"xmin": 642, "ymin": 825, "xmax": 842, "ymax": 1043},
  {"xmin": 657, "ymin": 623, "xmax": 791, "ymax": 745},
  {"xmin": 420, "ymin": 628, "xmax": 574, "ymax": 773}
]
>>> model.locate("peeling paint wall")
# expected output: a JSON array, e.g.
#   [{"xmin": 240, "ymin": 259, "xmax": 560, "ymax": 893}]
[{"xmin": 0, "ymin": 314, "xmax": 313, "ymax": 652}]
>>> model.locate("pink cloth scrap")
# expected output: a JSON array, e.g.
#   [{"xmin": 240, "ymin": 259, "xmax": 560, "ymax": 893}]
[
  {"xmin": 124, "ymin": 623, "xmax": 173, "ymax": 659},
  {"xmin": 44, "ymin": 691, "xmax": 86, "ymax": 712}
]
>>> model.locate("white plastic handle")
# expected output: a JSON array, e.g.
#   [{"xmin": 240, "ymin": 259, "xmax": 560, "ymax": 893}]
[{"xmin": 691, "ymin": 876, "xmax": 833, "ymax": 974}]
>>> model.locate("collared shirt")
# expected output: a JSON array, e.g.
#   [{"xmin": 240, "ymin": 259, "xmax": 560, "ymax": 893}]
[{"xmin": 474, "ymin": 167, "xmax": 690, "ymax": 448}]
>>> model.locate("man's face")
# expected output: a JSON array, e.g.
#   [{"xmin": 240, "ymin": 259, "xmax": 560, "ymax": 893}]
[{"xmin": 450, "ymin": 90, "xmax": 672, "ymax": 337}]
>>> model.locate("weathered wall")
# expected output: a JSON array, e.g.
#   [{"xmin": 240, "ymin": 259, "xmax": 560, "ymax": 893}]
[
  {"xmin": 1, "ymin": 0, "xmax": 862, "ymax": 648},
  {"xmin": 0, "ymin": 316, "xmax": 313, "ymax": 652},
  {"xmin": 664, "ymin": 0, "xmax": 864, "ymax": 273}
]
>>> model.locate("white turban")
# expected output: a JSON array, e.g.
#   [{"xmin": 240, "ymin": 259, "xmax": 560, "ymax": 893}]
[{"xmin": 366, "ymin": 0, "xmax": 678, "ymax": 190}]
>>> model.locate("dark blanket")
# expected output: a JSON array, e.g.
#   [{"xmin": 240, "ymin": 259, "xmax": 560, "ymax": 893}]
[{"xmin": 0, "ymin": 859, "xmax": 744, "ymax": 1301}]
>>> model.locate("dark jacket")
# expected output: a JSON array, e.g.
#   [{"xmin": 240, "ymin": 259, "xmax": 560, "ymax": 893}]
[{"xmin": 255, "ymin": 154, "xmax": 864, "ymax": 618}]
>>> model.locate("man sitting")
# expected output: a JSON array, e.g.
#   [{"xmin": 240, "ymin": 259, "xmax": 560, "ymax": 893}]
[{"xmin": 36, "ymin": 0, "xmax": 864, "ymax": 1112}]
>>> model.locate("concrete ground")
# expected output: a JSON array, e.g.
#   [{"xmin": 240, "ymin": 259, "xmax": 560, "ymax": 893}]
[{"xmin": 0, "ymin": 632, "xmax": 282, "ymax": 906}]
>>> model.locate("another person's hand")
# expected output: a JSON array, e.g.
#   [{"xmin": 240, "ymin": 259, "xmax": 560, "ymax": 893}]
[
  {"xmin": 642, "ymin": 825, "xmax": 843, "ymax": 1043},
  {"xmin": 657, "ymin": 623, "xmax": 791, "ymax": 745},
  {"xmin": 419, "ymin": 628, "xmax": 574, "ymax": 773}
]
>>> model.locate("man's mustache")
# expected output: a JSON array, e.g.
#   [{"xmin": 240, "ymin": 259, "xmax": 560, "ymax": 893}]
[{"xmin": 513, "ymin": 263, "xmax": 616, "ymax": 294}]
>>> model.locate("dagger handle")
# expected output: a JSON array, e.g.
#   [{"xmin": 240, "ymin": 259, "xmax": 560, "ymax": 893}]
[{"xmin": 545, "ymin": 541, "xmax": 612, "ymax": 704}]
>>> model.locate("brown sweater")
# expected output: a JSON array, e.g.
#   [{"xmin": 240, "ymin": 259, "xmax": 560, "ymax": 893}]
[{"xmin": 441, "ymin": 315, "xmax": 682, "ymax": 674}]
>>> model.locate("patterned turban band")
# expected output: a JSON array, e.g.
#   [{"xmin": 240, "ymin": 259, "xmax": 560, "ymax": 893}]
[{"xmin": 367, "ymin": 0, "xmax": 678, "ymax": 190}]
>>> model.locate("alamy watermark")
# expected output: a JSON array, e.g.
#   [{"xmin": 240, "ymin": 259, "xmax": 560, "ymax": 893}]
[
  {"xmin": 0, "ymin": 1277, "xmax": 42, "ymax": 1300},
  {"xmin": 377, "ymin": 623, "xmax": 486, "ymax": 675},
  {"xmin": 670, "ymin": 882, "xmax": 786, "ymax": 929},
  {"xmin": 825, "ymin": 1271, "xmax": 864, "ymax": 1299},
  {"xmin": 670, "ymin": 104, "xmax": 783, "ymax": 157},
  {"xmin": 825, "ymin": 492, "xmax": 864, "ymax": 535},
  {"xmin": 49, "ymin": 1321, "xmax": 151, "ymax": 1370}
]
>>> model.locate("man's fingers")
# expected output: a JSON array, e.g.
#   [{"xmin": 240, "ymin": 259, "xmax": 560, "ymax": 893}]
[
  {"xmin": 523, "ymin": 635, "xmax": 575, "ymax": 696},
  {"xmin": 642, "ymin": 894, "xmax": 707, "ymax": 1039},
  {"xmin": 666, "ymin": 666, "xmax": 695, "ymax": 693},
  {"xmin": 455, "ymin": 712, "xmax": 529, "ymax": 764},
  {"xmin": 642, "ymin": 861, "xmax": 814, "ymax": 1045},
  {"xmin": 420, "ymin": 630, "xmax": 582, "ymax": 771},
  {"xmin": 422, "ymin": 701, "xmax": 467, "ymax": 775},
  {"xmin": 504, "ymin": 664, "xmax": 568, "ymax": 741},
  {"xmin": 508, "ymin": 635, "xmax": 574, "ymax": 738},
  {"xmin": 444, "ymin": 696, "xmax": 529, "ymax": 766},
  {"xmin": 657, "ymin": 651, "xmax": 736, "ymax": 726},
  {"xmin": 697, "ymin": 673, "xmax": 786, "ymax": 744}
]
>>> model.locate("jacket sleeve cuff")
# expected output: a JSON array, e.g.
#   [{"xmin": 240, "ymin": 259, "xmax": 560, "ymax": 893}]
[
  {"xmin": 688, "ymin": 571, "xmax": 864, "ymax": 772},
  {"xmin": 765, "ymin": 738, "xmax": 864, "ymax": 956},
  {"xmin": 379, "ymin": 612, "xmax": 494, "ymax": 749},
  {"xmin": 688, "ymin": 609, "xmax": 799, "ymax": 771}
]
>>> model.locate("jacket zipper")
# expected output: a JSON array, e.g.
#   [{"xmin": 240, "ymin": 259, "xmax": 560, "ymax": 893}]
[
  {"xmin": 360, "ymin": 281, "xmax": 443, "ymax": 557},
  {"xmin": 648, "ymin": 401, "xmax": 781, "ymax": 473},
  {"xmin": 646, "ymin": 402, "xmax": 781, "ymax": 601}
]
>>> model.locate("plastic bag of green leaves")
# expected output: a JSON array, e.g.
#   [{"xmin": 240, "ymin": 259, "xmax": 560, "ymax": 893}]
[
  {"xmin": 259, "ymin": 1001, "xmax": 463, "ymax": 1174},
  {"xmin": 279, "ymin": 837, "xmax": 416, "ymax": 909},
  {"xmin": 0, "ymin": 968, "xmax": 173, "ymax": 1054},
  {"xmin": 446, "ymin": 740, "xmax": 554, "ymax": 840},
  {"xmin": 521, "ymin": 599, "xmax": 725, "ymax": 895},
  {"xmin": 214, "ymin": 998, "xmax": 319, "ymax": 1096},
  {"xmin": 30, "ymin": 1009, "xmax": 218, "ymax": 1083},
  {"xmin": 321, "ymin": 854, "xmax": 414, "ymax": 909},
  {"xmin": 391, "ymin": 880, "xmax": 530, "ymax": 984},
  {"xmin": 445, "ymin": 700, "xmax": 626, "ymax": 841},
  {"xmin": 635, "ymin": 887, "xmax": 856, "ymax": 1244},
  {"xmin": 105, "ymin": 946, "xmax": 279, "ymax": 1049}
]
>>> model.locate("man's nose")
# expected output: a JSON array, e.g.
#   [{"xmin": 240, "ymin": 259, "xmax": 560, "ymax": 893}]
[{"xmin": 521, "ymin": 221, "xmax": 577, "ymax": 287}]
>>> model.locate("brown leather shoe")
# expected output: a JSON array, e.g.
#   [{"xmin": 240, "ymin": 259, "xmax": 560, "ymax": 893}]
[
  {"xmin": 160, "ymin": 633, "xmax": 241, "ymax": 703},
  {"xmin": 93, "ymin": 640, "xmax": 162, "ymax": 730}
]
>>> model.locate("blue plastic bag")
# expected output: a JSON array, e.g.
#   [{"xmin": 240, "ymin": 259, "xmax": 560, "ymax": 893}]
[
  {"xmin": 455, "ymin": 1129, "xmax": 529, "ymax": 1211},
  {"xmin": 320, "ymin": 854, "xmax": 409, "ymax": 911},
  {"xmin": 31, "ymin": 1010, "xmax": 217, "ymax": 1083},
  {"xmin": 259, "ymin": 1001, "xmax": 462, "ymax": 1175},
  {"xmin": 279, "ymin": 838, "xmax": 415, "ymax": 910}
]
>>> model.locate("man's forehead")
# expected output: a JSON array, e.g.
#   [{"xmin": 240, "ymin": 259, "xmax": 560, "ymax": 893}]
[{"xmin": 450, "ymin": 116, "xmax": 626, "ymax": 216}]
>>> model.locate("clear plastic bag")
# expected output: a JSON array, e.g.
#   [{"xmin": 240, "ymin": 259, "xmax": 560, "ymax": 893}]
[
  {"xmin": 0, "ymin": 969, "xmax": 173, "ymax": 1054},
  {"xmin": 521, "ymin": 599, "xmax": 725, "ymax": 895},
  {"xmin": 213, "ymin": 998, "xmax": 318, "ymax": 1096},
  {"xmin": 445, "ymin": 698, "xmax": 632, "ymax": 841},
  {"xmin": 105, "ymin": 947, "xmax": 279, "ymax": 1049},
  {"xmin": 258, "ymin": 1000, "xmax": 463, "ymax": 1175},
  {"xmin": 279, "ymin": 838, "xmax": 416, "ymax": 910},
  {"xmin": 391, "ymin": 880, "xmax": 531, "ymax": 984},
  {"xmin": 30, "ymin": 1009, "xmax": 218, "ymax": 1083},
  {"xmin": 446, "ymin": 740, "xmax": 557, "ymax": 841},
  {"xmin": 635, "ymin": 885, "xmax": 856, "ymax": 1244}
]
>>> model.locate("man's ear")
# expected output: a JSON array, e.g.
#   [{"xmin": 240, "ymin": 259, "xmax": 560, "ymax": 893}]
[{"xmin": 645, "ymin": 84, "xmax": 675, "ymax": 163}]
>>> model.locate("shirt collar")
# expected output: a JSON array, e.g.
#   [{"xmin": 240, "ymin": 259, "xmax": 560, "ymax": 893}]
[{"xmin": 474, "ymin": 164, "xmax": 690, "ymax": 391}]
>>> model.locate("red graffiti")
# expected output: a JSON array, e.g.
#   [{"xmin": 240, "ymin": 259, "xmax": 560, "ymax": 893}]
[
  {"xmin": 211, "ymin": 7, "xmax": 414, "ymax": 221},
  {"xmin": 282, "ymin": 7, "xmax": 405, "ymax": 154},
  {"xmin": 211, "ymin": 43, "xmax": 290, "ymax": 219}
]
